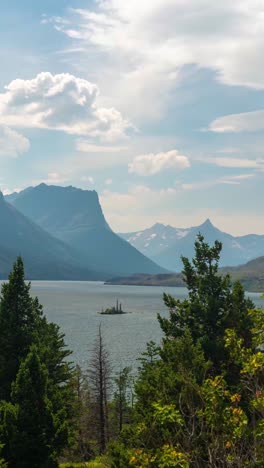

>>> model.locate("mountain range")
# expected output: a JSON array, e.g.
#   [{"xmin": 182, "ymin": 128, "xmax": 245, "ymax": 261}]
[
  {"xmin": 0, "ymin": 191, "xmax": 100, "ymax": 280},
  {"xmin": 120, "ymin": 220, "xmax": 264, "ymax": 271},
  {"xmin": 3, "ymin": 183, "xmax": 263, "ymax": 280},
  {"xmin": 5, "ymin": 184, "xmax": 165, "ymax": 279}
]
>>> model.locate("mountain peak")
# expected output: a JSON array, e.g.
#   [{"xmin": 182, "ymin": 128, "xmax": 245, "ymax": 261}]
[
  {"xmin": 200, "ymin": 218, "xmax": 214, "ymax": 228},
  {"xmin": 152, "ymin": 222, "xmax": 175, "ymax": 230},
  {"xmin": 152, "ymin": 222, "xmax": 166, "ymax": 229},
  {"xmin": 9, "ymin": 183, "xmax": 165, "ymax": 277}
]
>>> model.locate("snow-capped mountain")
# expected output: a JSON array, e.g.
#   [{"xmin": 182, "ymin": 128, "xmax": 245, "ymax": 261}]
[
  {"xmin": 119, "ymin": 220, "xmax": 264, "ymax": 272},
  {"xmin": 119, "ymin": 223, "xmax": 191, "ymax": 258}
]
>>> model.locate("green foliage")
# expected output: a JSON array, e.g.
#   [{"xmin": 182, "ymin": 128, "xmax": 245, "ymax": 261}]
[
  {"xmin": 159, "ymin": 235, "xmax": 254, "ymax": 374},
  {"xmin": 0, "ymin": 346, "xmax": 60, "ymax": 467},
  {"xmin": 1, "ymin": 242, "xmax": 262, "ymax": 467},
  {"xmin": 59, "ymin": 455, "xmax": 111, "ymax": 467},
  {"xmin": 0, "ymin": 258, "xmax": 75, "ymax": 466},
  {"xmin": 0, "ymin": 257, "xmax": 43, "ymax": 400},
  {"xmin": 0, "ymin": 444, "xmax": 7, "ymax": 468},
  {"xmin": 116, "ymin": 235, "xmax": 264, "ymax": 466},
  {"xmin": 113, "ymin": 367, "xmax": 133, "ymax": 434}
]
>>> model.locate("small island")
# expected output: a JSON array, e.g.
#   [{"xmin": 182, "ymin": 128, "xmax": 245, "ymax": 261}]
[{"xmin": 99, "ymin": 299, "xmax": 127, "ymax": 315}]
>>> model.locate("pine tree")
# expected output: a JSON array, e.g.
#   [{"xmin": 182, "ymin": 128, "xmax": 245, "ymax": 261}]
[
  {"xmin": 115, "ymin": 235, "xmax": 264, "ymax": 466},
  {"xmin": 0, "ymin": 258, "xmax": 75, "ymax": 465},
  {"xmin": 0, "ymin": 346, "xmax": 58, "ymax": 467},
  {"xmin": 0, "ymin": 257, "xmax": 43, "ymax": 400},
  {"xmin": 159, "ymin": 233, "xmax": 254, "ymax": 376}
]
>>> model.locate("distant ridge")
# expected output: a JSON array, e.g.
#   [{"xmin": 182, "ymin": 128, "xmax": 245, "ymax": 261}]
[
  {"xmin": 9, "ymin": 184, "xmax": 166, "ymax": 277},
  {"xmin": 120, "ymin": 220, "xmax": 264, "ymax": 271},
  {"xmin": 105, "ymin": 256, "xmax": 264, "ymax": 292}
]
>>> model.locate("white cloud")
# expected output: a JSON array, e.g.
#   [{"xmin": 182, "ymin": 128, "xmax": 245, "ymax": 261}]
[
  {"xmin": 52, "ymin": 1, "xmax": 264, "ymax": 120},
  {"xmin": 0, "ymin": 126, "xmax": 30, "ymax": 158},
  {"xmin": 0, "ymin": 72, "xmax": 131, "ymax": 141},
  {"xmin": 76, "ymin": 139, "xmax": 128, "ymax": 153},
  {"xmin": 129, "ymin": 149, "xmax": 190, "ymax": 175},
  {"xmin": 209, "ymin": 110, "xmax": 264, "ymax": 133},
  {"xmin": 181, "ymin": 173, "xmax": 255, "ymax": 191},
  {"xmin": 80, "ymin": 175, "xmax": 94, "ymax": 184},
  {"xmin": 217, "ymin": 158, "xmax": 264, "ymax": 169},
  {"xmin": 201, "ymin": 156, "xmax": 264, "ymax": 169},
  {"xmin": 37, "ymin": 172, "xmax": 69, "ymax": 185}
]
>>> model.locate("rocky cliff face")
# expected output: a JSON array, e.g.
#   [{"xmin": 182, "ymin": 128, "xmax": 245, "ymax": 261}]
[
  {"xmin": 10, "ymin": 184, "xmax": 165, "ymax": 277},
  {"xmin": 12, "ymin": 183, "xmax": 110, "ymax": 237},
  {"xmin": 0, "ymin": 191, "xmax": 102, "ymax": 279}
]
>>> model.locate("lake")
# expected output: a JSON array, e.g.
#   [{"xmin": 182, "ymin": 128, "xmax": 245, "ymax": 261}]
[{"xmin": 20, "ymin": 281, "xmax": 263, "ymax": 374}]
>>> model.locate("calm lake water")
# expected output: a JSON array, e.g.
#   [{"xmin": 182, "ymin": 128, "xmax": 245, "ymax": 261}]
[{"xmin": 4, "ymin": 281, "xmax": 264, "ymax": 372}]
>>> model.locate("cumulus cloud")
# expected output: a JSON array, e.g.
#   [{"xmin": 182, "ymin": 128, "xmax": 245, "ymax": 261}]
[
  {"xmin": 128, "ymin": 149, "xmax": 190, "ymax": 175},
  {"xmin": 51, "ymin": 1, "xmax": 264, "ymax": 119},
  {"xmin": 0, "ymin": 72, "xmax": 131, "ymax": 141},
  {"xmin": 0, "ymin": 126, "xmax": 30, "ymax": 158},
  {"xmin": 209, "ymin": 110, "xmax": 264, "ymax": 133}
]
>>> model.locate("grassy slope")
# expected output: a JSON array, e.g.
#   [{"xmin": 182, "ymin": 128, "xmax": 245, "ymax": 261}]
[
  {"xmin": 106, "ymin": 257, "xmax": 264, "ymax": 292},
  {"xmin": 221, "ymin": 256, "xmax": 264, "ymax": 292}
]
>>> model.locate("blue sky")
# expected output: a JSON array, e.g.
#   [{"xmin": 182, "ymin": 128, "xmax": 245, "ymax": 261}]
[{"xmin": 0, "ymin": 0, "xmax": 263, "ymax": 234}]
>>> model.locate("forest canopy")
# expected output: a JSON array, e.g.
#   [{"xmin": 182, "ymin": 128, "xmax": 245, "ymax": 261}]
[{"xmin": 0, "ymin": 235, "xmax": 263, "ymax": 467}]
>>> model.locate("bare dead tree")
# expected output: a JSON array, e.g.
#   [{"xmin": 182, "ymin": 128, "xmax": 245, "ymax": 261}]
[{"xmin": 88, "ymin": 324, "xmax": 112, "ymax": 454}]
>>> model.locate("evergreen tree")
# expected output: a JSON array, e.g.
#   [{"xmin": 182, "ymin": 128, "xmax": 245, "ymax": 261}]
[
  {"xmin": 0, "ymin": 257, "xmax": 43, "ymax": 400},
  {"xmin": 113, "ymin": 235, "xmax": 264, "ymax": 467},
  {"xmin": 159, "ymin": 234, "xmax": 254, "ymax": 376},
  {"xmin": 0, "ymin": 346, "xmax": 59, "ymax": 467},
  {"xmin": 0, "ymin": 258, "xmax": 75, "ymax": 465}
]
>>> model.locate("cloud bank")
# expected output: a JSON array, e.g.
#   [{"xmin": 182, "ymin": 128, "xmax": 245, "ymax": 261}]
[{"xmin": 52, "ymin": 1, "xmax": 264, "ymax": 120}]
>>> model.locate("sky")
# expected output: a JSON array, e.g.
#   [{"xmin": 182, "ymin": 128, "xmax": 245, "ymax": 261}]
[{"xmin": 0, "ymin": 0, "xmax": 263, "ymax": 235}]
